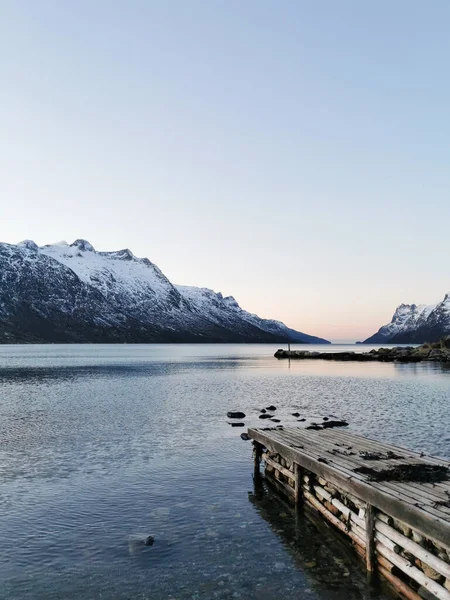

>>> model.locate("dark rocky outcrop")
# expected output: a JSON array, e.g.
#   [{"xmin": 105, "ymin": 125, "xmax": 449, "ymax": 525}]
[{"xmin": 274, "ymin": 339, "xmax": 450, "ymax": 364}]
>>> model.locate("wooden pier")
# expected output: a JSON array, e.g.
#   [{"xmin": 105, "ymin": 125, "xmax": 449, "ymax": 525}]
[{"xmin": 249, "ymin": 427, "xmax": 450, "ymax": 600}]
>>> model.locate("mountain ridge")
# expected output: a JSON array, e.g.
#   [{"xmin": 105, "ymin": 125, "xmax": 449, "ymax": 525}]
[
  {"xmin": 362, "ymin": 293, "xmax": 450, "ymax": 344},
  {"xmin": 0, "ymin": 239, "xmax": 329, "ymax": 344}
]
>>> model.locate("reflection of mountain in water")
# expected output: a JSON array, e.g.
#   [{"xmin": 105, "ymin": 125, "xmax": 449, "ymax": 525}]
[{"xmin": 248, "ymin": 478, "xmax": 388, "ymax": 599}]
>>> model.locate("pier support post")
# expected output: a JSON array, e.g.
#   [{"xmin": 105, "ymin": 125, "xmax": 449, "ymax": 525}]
[
  {"xmin": 365, "ymin": 503, "xmax": 376, "ymax": 578},
  {"xmin": 294, "ymin": 463, "xmax": 302, "ymax": 509},
  {"xmin": 253, "ymin": 442, "xmax": 263, "ymax": 479}
]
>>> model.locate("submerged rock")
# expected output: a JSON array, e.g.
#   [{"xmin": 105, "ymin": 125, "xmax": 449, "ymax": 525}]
[
  {"xmin": 240, "ymin": 433, "xmax": 250, "ymax": 441},
  {"xmin": 128, "ymin": 534, "xmax": 155, "ymax": 554}
]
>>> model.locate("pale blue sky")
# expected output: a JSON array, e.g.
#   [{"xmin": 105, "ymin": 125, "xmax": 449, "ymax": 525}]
[{"xmin": 1, "ymin": 1, "xmax": 449, "ymax": 340}]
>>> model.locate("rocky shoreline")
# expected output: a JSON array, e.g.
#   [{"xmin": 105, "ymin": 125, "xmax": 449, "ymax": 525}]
[{"xmin": 274, "ymin": 337, "xmax": 450, "ymax": 363}]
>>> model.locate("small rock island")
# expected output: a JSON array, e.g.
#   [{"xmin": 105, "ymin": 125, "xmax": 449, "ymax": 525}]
[{"xmin": 275, "ymin": 337, "xmax": 450, "ymax": 363}]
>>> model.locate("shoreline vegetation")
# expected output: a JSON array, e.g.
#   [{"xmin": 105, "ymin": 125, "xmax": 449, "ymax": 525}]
[{"xmin": 275, "ymin": 337, "xmax": 450, "ymax": 364}]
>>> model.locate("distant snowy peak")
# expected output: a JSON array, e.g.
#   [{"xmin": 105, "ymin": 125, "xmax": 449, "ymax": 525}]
[
  {"xmin": 18, "ymin": 239, "xmax": 39, "ymax": 251},
  {"xmin": 71, "ymin": 239, "xmax": 95, "ymax": 252},
  {"xmin": 363, "ymin": 294, "xmax": 450, "ymax": 344}
]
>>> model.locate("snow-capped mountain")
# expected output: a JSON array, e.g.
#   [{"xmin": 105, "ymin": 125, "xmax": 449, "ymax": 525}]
[
  {"xmin": 363, "ymin": 294, "xmax": 450, "ymax": 344},
  {"xmin": 0, "ymin": 239, "xmax": 329, "ymax": 344}
]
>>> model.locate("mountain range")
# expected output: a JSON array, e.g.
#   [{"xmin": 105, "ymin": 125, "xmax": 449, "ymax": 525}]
[
  {"xmin": 0, "ymin": 239, "xmax": 329, "ymax": 344},
  {"xmin": 363, "ymin": 293, "xmax": 450, "ymax": 344}
]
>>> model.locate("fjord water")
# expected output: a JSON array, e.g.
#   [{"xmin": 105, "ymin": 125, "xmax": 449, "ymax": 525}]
[{"xmin": 1, "ymin": 344, "xmax": 449, "ymax": 600}]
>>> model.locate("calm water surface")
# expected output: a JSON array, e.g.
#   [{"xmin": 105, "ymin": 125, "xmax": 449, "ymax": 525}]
[{"xmin": 1, "ymin": 344, "xmax": 449, "ymax": 600}]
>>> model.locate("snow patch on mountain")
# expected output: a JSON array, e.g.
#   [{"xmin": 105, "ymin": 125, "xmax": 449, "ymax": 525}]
[{"xmin": 39, "ymin": 239, "xmax": 189, "ymax": 326}]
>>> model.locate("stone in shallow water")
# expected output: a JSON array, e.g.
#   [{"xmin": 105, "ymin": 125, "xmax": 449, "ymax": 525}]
[
  {"xmin": 144, "ymin": 536, "xmax": 155, "ymax": 546},
  {"xmin": 240, "ymin": 433, "xmax": 250, "ymax": 441},
  {"xmin": 227, "ymin": 411, "xmax": 246, "ymax": 419},
  {"xmin": 322, "ymin": 420, "xmax": 349, "ymax": 429}
]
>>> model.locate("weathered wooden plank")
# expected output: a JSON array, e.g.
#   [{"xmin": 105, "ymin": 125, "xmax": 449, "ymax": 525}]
[
  {"xmin": 375, "ymin": 519, "xmax": 450, "ymax": 579},
  {"xmin": 376, "ymin": 542, "xmax": 450, "ymax": 600},
  {"xmin": 303, "ymin": 489, "xmax": 365, "ymax": 549},
  {"xmin": 375, "ymin": 531, "xmax": 400, "ymax": 553},
  {"xmin": 312, "ymin": 484, "xmax": 365, "ymax": 529},
  {"xmin": 262, "ymin": 453, "xmax": 295, "ymax": 482},
  {"xmin": 378, "ymin": 565, "xmax": 423, "ymax": 600},
  {"xmin": 325, "ymin": 429, "xmax": 450, "ymax": 466}
]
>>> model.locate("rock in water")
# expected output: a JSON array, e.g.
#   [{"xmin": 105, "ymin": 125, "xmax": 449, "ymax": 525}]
[
  {"xmin": 270, "ymin": 418, "xmax": 281, "ymax": 423},
  {"xmin": 259, "ymin": 414, "xmax": 273, "ymax": 419},
  {"xmin": 292, "ymin": 412, "xmax": 300, "ymax": 417},
  {"xmin": 228, "ymin": 422, "xmax": 245, "ymax": 427},
  {"xmin": 266, "ymin": 405, "xmax": 277, "ymax": 411},
  {"xmin": 227, "ymin": 411, "xmax": 246, "ymax": 419},
  {"xmin": 322, "ymin": 420, "xmax": 349, "ymax": 429},
  {"xmin": 240, "ymin": 433, "xmax": 250, "ymax": 441},
  {"xmin": 128, "ymin": 534, "xmax": 154, "ymax": 554}
]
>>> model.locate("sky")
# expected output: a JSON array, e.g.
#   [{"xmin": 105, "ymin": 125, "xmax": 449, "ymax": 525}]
[{"xmin": 1, "ymin": 1, "xmax": 450, "ymax": 341}]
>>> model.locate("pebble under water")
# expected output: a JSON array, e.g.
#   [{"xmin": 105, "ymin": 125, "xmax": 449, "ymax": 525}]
[{"xmin": 1, "ymin": 343, "xmax": 450, "ymax": 599}]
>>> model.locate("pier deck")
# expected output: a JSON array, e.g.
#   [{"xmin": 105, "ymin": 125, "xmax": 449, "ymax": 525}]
[{"xmin": 249, "ymin": 427, "xmax": 450, "ymax": 599}]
